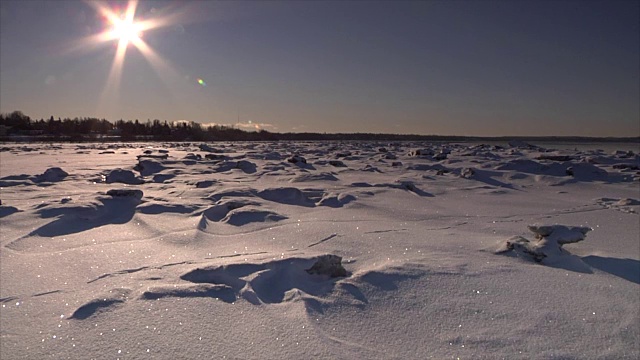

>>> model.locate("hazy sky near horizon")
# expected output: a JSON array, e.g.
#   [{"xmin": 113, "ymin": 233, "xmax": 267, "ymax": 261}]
[{"xmin": 1, "ymin": 0, "xmax": 638, "ymax": 136}]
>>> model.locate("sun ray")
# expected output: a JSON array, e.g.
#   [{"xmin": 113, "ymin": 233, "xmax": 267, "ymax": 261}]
[
  {"xmin": 94, "ymin": 0, "xmax": 140, "ymax": 113},
  {"xmin": 130, "ymin": 37, "xmax": 181, "ymax": 86},
  {"xmin": 98, "ymin": 37, "xmax": 128, "ymax": 116},
  {"xmin": 128, "ymin": 36, "xmax": 193, "ymax": 115}
]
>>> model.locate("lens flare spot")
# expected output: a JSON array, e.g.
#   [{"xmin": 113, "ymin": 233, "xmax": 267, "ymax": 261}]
[{"xmin": 197, "ymin": 78, "xmax": 207, "ymax": 86}]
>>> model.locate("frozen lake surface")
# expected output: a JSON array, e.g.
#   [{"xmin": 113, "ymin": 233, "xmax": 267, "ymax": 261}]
[{"xmin": 1, "ymin": 141, "xmax": 638, "ymax": 359}]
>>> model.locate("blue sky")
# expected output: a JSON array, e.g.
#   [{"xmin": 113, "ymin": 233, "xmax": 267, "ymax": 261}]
[{"xmin": 1, "ymin": 0, "xmax": 638, "ymax": 136}]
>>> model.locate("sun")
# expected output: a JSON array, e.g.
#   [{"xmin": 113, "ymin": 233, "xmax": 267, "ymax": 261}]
[
  {"xmin": 72, "ymin": 0, "xmax": 198, "ymax": 116},
  {"xmin": 110, "ymin": 17, "xmax": 142, "ymax": 45}
]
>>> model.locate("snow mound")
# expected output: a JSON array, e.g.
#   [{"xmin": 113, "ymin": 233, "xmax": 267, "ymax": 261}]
[
  {"xmin": 306, "ymin": 254, "xmax": 348, "ymax": 277},
  {"xmin": 316, "ymin": 192, "xmax": 356, "ymax": 208},
  {"xmin": 287, "ymin": 155, "xmax": 307, "ymax": 164},
  {"xmin": 134, "ymin": 159, "xmax": 165, "ymax": 176},
  {"xmin": 200, "ymin": 200, "xmax": 256, "ymax": 222},
  {"xmin": 497, "ymin": 224, "xmax": 591, "ymax": 262},
  {"xmin": 596, "ymin": 197, "xmax": 640, "ymax": 213},
  {"xmin": 198, "ymin": 201, "xmax": 286, "ymax": 229},
  {"xmin": 179, "ymin": 255, "xmax": 347, "ymax": 305},
  {"xmin": 199, "ymin": 144, "xmax": 223, "ymax": 153},
  {"xmin": 104, "ymin": 169, "xmax": 144, "ymax": 184},
  {"xmin": 33, "ymin": 167, "xmax": 68, "ymax": 183},
  {"xmin": 12, "ymin": 193, "xmax": 142, "ymax": 242},
  {"xmin": 212, "ymin": 160, "xmax": 258, "ymax": 173}
]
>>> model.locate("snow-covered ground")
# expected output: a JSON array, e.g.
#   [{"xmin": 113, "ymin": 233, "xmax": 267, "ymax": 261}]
[{"xmin": 1, "ymin": 141, "xmax": 638, "ymax": 359}]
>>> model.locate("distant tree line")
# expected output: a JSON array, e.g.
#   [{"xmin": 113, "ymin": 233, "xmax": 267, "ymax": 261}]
[
  {"xmin": 0, "ymin": 110, "xmax": 272, "ymax": 141},
  {"xmin": 1, "ymin": 110, "xmax": 638, "ymax": 143}
]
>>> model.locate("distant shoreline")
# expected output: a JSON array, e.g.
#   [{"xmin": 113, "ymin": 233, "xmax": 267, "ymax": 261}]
[
  {"xmin": 1, "ymin": 134, "xmax": 638, "ymax": 144},
  {"xmin": 2, "ymin": 111, "xmax": 638, "ymax": 143}
]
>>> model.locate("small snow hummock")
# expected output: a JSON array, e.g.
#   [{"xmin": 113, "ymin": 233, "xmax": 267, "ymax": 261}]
[
  {"xmin": 460, "ymin": 167, "xmax": 475, "ymax": 179},
  {"xmin": 287, "ymin": 155, "xmax": 307, "ymax": 164},
  {"xmin": 105, "ymin": 169, "xmax": 145, "ymax": 185},
  {"xmin": 329, "ymin": 160, "xmax": 347, "ymax": 167},
  {"xmin": 33, "ymin": 167, "xmax": 68, "ymax": 182},
  {"xmin": 199, "ymin": 144, "xmax": 223, "ymax": 153},
  {"xmin": 134, "ymin": 159, "xmax": 166, "ymax": 176},
  {"xmin": 306, "ymin": 254, "xmax": 348, "ymax": 277},
  {"xmin": 408, "ymin": 149, "xmax": 433, "ymax": 157},
  {"xmin": 497, "ymin": 224, "xmax": 591, "ymax": 262}
]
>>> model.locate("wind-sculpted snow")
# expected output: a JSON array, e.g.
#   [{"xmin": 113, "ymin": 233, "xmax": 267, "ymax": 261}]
[
  {"xmin": 200, "ymin": 206, "xmax": 287, "ymax": 228},
  {"xmin": 494, "ymin": 224, "xmax": 640, "ymax": 283},
  {"xmin": 289, "ymin": 172, "xmax": 339, "ymax": 183},
  {"xmin": 69, "ymin": 288, "xmax": 131, "ymax": 320},
  {"xmin": 60, "ymin": 255, "xmax": 426, "ymax": 334},
  {"xmin": 134, "ymin": 159, "xmax": 166, "ymax": 176},
  {"xmin": 497, "ymin": 224, "xmax": 592, "ymax": 262},
  {"xmin": 316, "ymin": 192, "xmax": 357, "ymax": 208},
  {"xmin": 0, "ymin": 141, "xmax": 638, "ymax": 359},
  {"xmin": 179, "ymin": 256, "xmax": 344, "ymax": 305},
  {"xmin": 14, "ymin": 192, "xmax": 142, "ymax": 239},
  {"xmin": 596, "ymin": 197, "xmax": 640, "ymax": 214},
  {"xmin": 0, "ymin": 167, "xmax": 69, "ymax": 186},
  {"xmin": 0, "ymin": 205, "xmax": 20, "ymax": 218},
  {"xmin": 104, "ymin": 168, "xmax": 145, "ymax": 184},
  {"xmin": 255, "ymin": 187, "xmax": 317, "ymax": 207},
  {"xmin": 33, "ymin": 167, "xmax": 69, "ymax": 183}
]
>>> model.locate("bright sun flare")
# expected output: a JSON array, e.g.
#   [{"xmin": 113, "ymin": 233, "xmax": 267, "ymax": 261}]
[
  {"xmin": 76, "ymin": 0, "xmax": 194, "ymax": 115},
  {"xmin": 111, "ymin": 18, "xmax": 142, "ymax": 45}
]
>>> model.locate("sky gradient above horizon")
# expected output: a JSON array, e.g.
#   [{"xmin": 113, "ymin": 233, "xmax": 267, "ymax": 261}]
[{"xmin": 1, "ymin": 0, "xmax": 638, "ymax": 136}]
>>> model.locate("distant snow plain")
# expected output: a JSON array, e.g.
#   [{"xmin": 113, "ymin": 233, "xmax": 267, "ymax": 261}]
[{"xmin": 1, "ymin": 141, "xmax": 638, "ymax": 359}]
